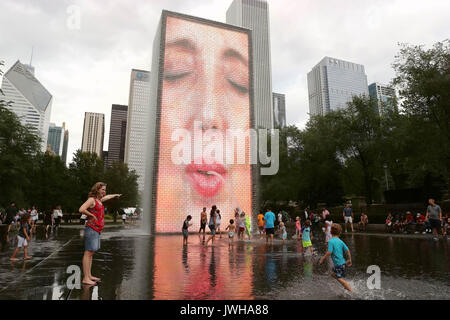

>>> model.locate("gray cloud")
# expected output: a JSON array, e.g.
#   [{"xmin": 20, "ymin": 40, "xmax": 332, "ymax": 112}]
[{"xmin": 1, "ymin": 0, "xmax": 449, "ymax": 164}]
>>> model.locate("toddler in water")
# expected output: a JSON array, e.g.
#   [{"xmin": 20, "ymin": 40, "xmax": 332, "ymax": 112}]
[
  {"xmin": 182, "ymin": 215, "xmax": 192, "ymax": 245},
  {"xmin": 302, "ymin": 220, "xmax": 313, "ymax": 255},
  {"xmin": 324, "ymin": 216, "xmax": 333, "ymax": 243},
  {"xmin": 225, "ymin": 219, "xmax": 236, "ymax": 245},
  {"xmin": 319, "ymin": 223, "xmax": 352, "ymax": 291},
  {"xmin": 279, "ymin": 221, "xmax": 287, "ymax": 244},
  {"xmin": 238, "ymin": 213, "xmax": 246, "ymax": 240}
]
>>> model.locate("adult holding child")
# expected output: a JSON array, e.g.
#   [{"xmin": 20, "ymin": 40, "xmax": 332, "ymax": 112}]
[{"xmin": 79, "ymin": 182, "xmax": 121, "ymax": 285}]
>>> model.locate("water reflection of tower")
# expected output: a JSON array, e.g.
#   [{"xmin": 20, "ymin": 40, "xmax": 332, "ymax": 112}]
[{"xmin": 209, "ymin": 247, "xmax": 217, "ymax": 288}]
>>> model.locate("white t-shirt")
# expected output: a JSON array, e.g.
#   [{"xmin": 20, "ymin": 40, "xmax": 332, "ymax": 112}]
[
  {"xmin": 122, "ymin": 214, "xmax": 127, "ymax": 220},
  {"xmin": 216, "ymin": 213, "xmax": 221, "ymax": 225},
  {"xmin": 278, "ymin": 213, "xmax": 282, "ymax": 222}
]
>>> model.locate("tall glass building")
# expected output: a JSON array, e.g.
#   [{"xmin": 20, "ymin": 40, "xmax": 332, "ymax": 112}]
[
  {"xmin": 307, "ymin": 57, "xmax": 369, "ymax": 116},
  {"xmin": 124, "ymin": 69, "xmax": 151, "ymax": 192},
  {"xmin": 81, "ymin": 112, "xmax": 105, "ymax": 158},
  {"xmin": 227, "ymin": 0, "xmax": 274, "ymax": 129},
  {"xmin": 106, "ymin": 104, "xmax": 128, "ymax": 168},
  {"xmin": 368, "ymin": 82, "xmax": 397, "ymax": 115},
  {"xmin": 47, "ymin": 122, "xmax": 65, "ymax": 156},
  {"xmin": 61, "ymin": 124, "xmax": 69, "ymax": 165},
  {"xmin": 1, "ymin": 60, "xmax": 52, "ymax": 152},
  {"xmin": 272, "ymin": 92, "xmax": 286, "ymax": 128}
]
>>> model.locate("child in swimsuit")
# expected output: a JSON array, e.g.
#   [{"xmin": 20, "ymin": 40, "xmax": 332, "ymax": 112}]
[{"xmin": 225, "ymin": 219, "xmax": 236, "ymax": 245}]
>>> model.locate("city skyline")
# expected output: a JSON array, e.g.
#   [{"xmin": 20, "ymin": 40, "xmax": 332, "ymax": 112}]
[{"xmin": 1, "ymin": 0, "xmax": 449, "ymax": 164}]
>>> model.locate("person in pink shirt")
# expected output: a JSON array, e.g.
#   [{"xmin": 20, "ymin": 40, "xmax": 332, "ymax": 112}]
[
  {"xmin": 322, "ymin": 208, "xmax": 330, "ymax": 221},
  {"xmin": 295, "ymin": 216, "xmax": 302, "ymax": 240}
]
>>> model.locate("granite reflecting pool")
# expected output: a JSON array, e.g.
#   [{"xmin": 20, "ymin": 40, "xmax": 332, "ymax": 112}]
[{"xmin": 0, "ymin": 226, "xmax": 449, "ymax": 300}]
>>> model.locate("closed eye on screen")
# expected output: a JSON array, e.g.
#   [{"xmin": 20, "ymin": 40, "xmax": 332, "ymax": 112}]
[
  {"xmin": 164, "ymin": 71, "xmax": 192, "ymax": 82},
  {"xmin": 227, "ymin": 78, "xmax": 249, "ymax": 94}
]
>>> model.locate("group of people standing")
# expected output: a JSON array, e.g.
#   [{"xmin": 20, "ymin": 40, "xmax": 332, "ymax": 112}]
[{"xmin": 183, "ymin": 206, "xmax": 252, "ymax": 246}]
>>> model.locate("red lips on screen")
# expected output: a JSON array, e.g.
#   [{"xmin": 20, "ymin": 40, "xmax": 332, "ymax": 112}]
[{"xmin": 185, "ymin": 161, "xmax": 227, "ymax": 197}]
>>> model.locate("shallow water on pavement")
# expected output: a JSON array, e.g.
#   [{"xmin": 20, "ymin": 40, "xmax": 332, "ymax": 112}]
[{"xmin": 0, "ymin": 226, "xmax": 449, "ymax": 299}]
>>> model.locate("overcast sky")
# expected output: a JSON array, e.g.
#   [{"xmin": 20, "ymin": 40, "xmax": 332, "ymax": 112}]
[{"xmin": 1, "ymin": 0, "xmax": 449, "ymax": 164}]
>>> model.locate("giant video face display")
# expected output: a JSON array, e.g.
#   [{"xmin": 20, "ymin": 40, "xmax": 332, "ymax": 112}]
[{"xmin": 154, "ymin": 12, "xmax": 254, "ymax": 233}]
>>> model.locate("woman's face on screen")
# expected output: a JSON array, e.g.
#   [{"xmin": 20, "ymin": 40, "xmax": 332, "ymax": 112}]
[{"xmin": 156, "ymin": 16, "xmax": 252, "ymax": 232}]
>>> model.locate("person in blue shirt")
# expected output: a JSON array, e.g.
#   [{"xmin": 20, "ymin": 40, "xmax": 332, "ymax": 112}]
[
  {"xmin": 319, "ymin": 223, "xmax": 352, "ymax": 291},
  {"xmin": 263, "ymin": 208, "xmax": 276, "ymax": 245}
]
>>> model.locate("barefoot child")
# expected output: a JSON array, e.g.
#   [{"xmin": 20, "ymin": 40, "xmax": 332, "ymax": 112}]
[
  {"xmin": 225, "ymin": 219, "xmax": 236, "ymax": 245},
  {"xmin": 302, "ymin": 220, "xmax": 313, "ymax": 254},
  {"xmin": 10, "ymin": 214, "xmax": 32, "ymax": 261},
  {"xmin": 319, "ymin": 223, "xmax": 352, "ymax": 291},
  {"xmin": 182, "ymin": 215, "xmax": 193, "ymax": 245},
  {"xmin": 279, "ymin": 221, "xmax": 287, "ymax": 244},
  {"xmin": 324, "ymin": 215, "xmax": 333, "ymax": 243}
]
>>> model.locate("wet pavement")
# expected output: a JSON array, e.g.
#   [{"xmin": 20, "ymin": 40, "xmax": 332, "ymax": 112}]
[{"xmin": 0, "ymin": 225, "xmax": 449, "ymax": 300}]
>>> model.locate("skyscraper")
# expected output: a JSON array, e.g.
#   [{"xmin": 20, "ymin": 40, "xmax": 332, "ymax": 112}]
[
  {"xmin": 81, "ymin": 112, "xmax": 105, "ymax": 158},
  {"xmin": 61, "ymin": 123, "xmax": 69, "ymax": 165},
  {"xmin": 307, "ymin": 57, "xmax": 369, "ymax": 116},
  {"xmin": 227, "ymin": 0, "xmax": 273, "ymax": 129},
  {"xmin": 125, "ymin": 69, "xmax": 151, "ymax": 191},
  {"xmin": 368, "ymin": 82, "xmax": 397, "ymax": 115},
  {"xmin": 47, "ymin": 122, "xmax": 65, "ymax": 156},
  {"xmin": 106, "ymin": 104, "xmax": 128, "ymax": 168},
  {"xmin": 1, "ymin": 60, "xmax": 52, "ymax": 152},
  {"xmin": 272, "ymin": 92, "xmax": 286, "ymax": 128}
]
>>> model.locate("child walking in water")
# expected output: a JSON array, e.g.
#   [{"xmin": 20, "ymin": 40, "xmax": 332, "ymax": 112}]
[
  {"xmin": 10, "ymin": 214, "xmax": 32, "ymax": 261},
  {"xmin": 279, "ymin": 221, "xmax": 287, "ymax": 244},
  {"xmin": 319, "ymin": 223, "xmax": 352, "ymax": 291},
  {"xmin": 295, "ymin": 216, "xmax": 301, "ymax": 240},
  {"xmin": 324, "ymin": 216, "xmax": 333, "ymax": 243},
  {"xmin": 225, "ymin": 219, "xmax": 236, "ymax": 245},
  {"xmin": 182, "ymin": 215, "xmax": 192, "ymax": 245},
  {"xmin": 302, "ymin": 220, "xmax": 313, "ymax": 255}
]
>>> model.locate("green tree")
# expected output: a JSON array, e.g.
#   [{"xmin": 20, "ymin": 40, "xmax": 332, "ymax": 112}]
[
  {"xmin": 0, "ymin": 106, "xmax": 41, "ymax": 207},
  {"xmin": 103, "ymin": 162, "xmax": 139, "ymax": 216},
  {"xmin": 392, "ymin": 40, "xmax": 450, "ymax": 197},
  {"xmin": 69, "ymin": 150, "xmax": 104, "ymax": 206},
  {"xmin": 299, "ymin": 114, "xmax": 345, "ymax": 206},
  {"xmin": 335, "ymin": 95, "xmax": 385, "ymax": 204},
  {"xmin": 27, "ymin": 152, "xmax": 74, "ymax": 211}
]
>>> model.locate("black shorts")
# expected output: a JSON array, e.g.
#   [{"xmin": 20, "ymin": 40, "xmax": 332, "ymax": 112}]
[
  {"xmin": 429, "ymin": 219, "xmax": 441, "ymax": 229},
  {"xmin": 265, "ymin": 228, "xmax": 274, "ymax": 235},
  {"xmin": 200, "ymin": 222, "xmax": 206, "ymax": 230}
]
